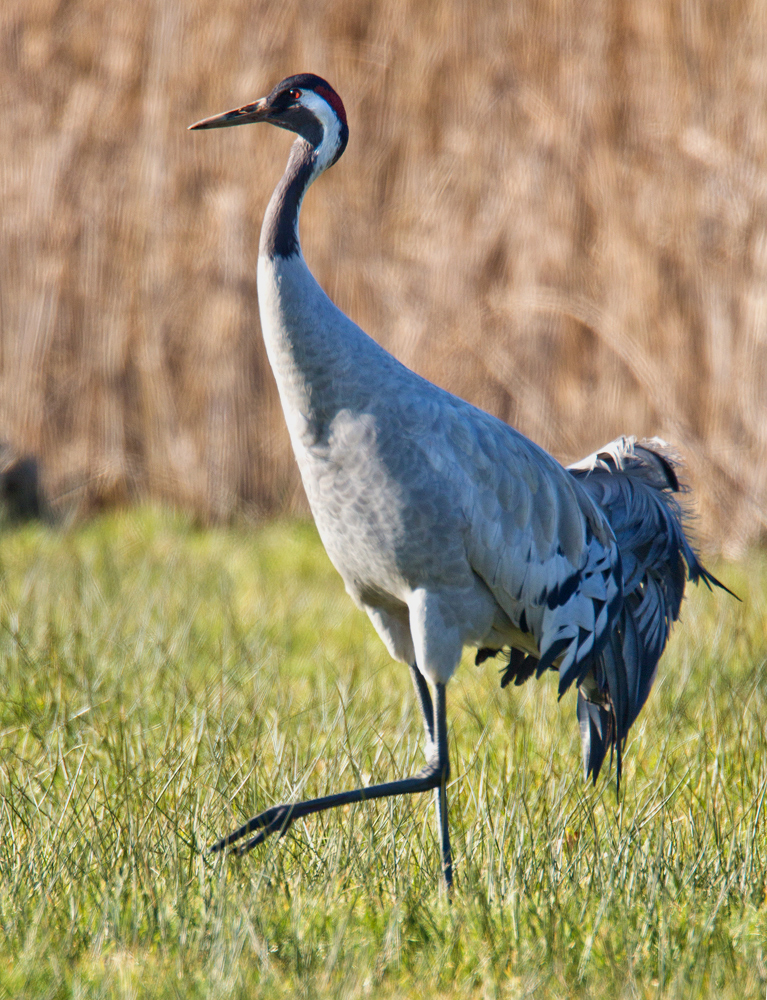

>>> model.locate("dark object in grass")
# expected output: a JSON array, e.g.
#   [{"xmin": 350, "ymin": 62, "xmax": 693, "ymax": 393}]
[{"xmin": 0, "ymin": 447, "xmax": 43, "ymax": 521}]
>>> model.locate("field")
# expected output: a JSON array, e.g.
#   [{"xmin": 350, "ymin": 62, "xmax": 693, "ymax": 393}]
[
  {"xmin": 3, "ymin": 0, "xmax": 767, "ymax": 995},
  {"xmin": 3, "ymin": 0, "xmax": 767, "ymax": 548},
  {"xmin": 0, "ymin": 511, "xmax": 764, "ymax": 998}
]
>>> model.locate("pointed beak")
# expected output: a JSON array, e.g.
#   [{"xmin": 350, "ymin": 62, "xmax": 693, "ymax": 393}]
[{"xmin": 188, "ymin": 97, "xmax": 269, "ymax": 131}]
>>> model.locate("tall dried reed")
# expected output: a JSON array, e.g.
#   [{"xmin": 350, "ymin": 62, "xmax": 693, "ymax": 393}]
[{"xmin": 2, "ymin": 0, "xmax": 766, "ymax": 551}]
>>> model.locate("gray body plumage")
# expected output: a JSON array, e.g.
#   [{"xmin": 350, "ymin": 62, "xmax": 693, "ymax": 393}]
[
  {"xmin": 191, "ymin": 75, "xmax": 730, "ymax": 878},
  {"xmin": 260, "ymin": 234, "xmax": 726, "ymax": 784},
  {"xmin": 260, "ymin": 250, "xmax": 618, "ymax": 672}
]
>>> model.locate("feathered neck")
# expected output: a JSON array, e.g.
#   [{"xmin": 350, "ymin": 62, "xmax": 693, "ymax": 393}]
[{"xmin": 259, "ymin": 138, "xmax": 316, "ymax": 260}]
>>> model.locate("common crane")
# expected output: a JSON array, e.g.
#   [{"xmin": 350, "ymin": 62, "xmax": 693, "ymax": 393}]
[{"xmin": 189, "ymin": 74, "xmax": 730, "ymax": 889}]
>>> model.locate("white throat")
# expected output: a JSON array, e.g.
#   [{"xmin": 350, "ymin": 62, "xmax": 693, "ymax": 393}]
[{"xmin": 300, "ymin": 91, "xmax": 344, "ymax": 181}]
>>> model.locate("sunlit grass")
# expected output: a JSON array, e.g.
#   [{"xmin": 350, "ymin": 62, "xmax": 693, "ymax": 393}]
[{"xmin": 0, "ymin": 510, "xmax": 765, "ymax": 998}]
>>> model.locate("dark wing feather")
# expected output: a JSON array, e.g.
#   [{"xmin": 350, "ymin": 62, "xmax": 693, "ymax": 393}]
[{"xmin": 568, "ymin": 437, "xmax": 733, "ymax": 787}]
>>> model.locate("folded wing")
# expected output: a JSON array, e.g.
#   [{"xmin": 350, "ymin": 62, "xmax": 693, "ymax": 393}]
[{"xmin": 567, "ymin": 436, "xmax": 732, "ymax": 786}]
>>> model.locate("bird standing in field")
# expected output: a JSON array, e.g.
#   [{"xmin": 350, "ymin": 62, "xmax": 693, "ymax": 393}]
[{"xmin": 189, "ymin": 75, "xmax": 730, "ymax": 889}]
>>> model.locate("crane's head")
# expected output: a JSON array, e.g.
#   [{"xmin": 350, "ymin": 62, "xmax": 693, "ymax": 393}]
[{"xmin": 189, "ymin": 74, "xmax": 349, "ymax": 171}]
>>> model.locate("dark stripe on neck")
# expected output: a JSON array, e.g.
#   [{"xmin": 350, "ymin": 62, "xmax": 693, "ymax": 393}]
[{"xmin": 260, "ymin": 138, "xmax": 315, "ymax": 259}]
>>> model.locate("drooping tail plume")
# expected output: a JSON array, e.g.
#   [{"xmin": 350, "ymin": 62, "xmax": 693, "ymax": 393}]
[{"xmin": 567, "ymin": 437, "xmax": 735, "ymax": 786}]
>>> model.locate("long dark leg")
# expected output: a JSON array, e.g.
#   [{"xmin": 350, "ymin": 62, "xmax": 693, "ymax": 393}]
[
  {"xmin": 210, "ymin": 667, "xmax": 452, "ymax": 888},
  {"xmin": 409, "ymin": 663, "xmax": 452, "ymax": 890},
  {"xmin": 432, "ymin": 682, "xmax": 452, "ymax": 890},
  {"xmin": 409, "ymin": 660, "xmax": 435, "ymax": 744}
]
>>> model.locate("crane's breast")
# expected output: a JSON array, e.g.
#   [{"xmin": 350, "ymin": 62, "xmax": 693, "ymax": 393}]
[{"xmin": 295, "ymin": 405, "xmax": 474, "ymax": 607}]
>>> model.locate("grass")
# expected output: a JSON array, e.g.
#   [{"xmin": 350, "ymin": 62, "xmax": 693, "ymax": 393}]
[{"xmin": 0, "ymin": 509, "xmax": 765, "ymax": 998}]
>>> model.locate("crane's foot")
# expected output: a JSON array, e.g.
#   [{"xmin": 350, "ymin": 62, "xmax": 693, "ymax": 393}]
[
  {"xmin": 208, "ymin": 803, "xmax": 295, "ymax": 856},
  {"xmin": 207, "ymin": 761, "xmax": 447, "ymax": 860},
  {"xmin": 207, "ymin": 677, "xmax": 453, "ymax": 891}
]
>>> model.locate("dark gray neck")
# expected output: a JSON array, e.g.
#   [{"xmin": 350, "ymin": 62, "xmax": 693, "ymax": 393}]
[{"xmin": 259, "ymin": 138, "xmax": 316, "ymax": 260}]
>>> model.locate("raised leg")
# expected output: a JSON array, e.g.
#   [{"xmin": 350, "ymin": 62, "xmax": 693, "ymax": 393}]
[{"xmin": 210, "ymin": 666, "xmax": 452, "ymax": 889}]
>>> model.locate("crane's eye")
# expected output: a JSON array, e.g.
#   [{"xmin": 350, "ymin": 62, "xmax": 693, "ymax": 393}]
[{"xmin": 288, "ymin": 89, "xmax": 302, "ymax": 100}]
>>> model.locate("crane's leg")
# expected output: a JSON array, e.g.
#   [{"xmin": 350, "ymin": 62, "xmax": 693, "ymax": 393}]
[
  {"xmin": 408, "ymin": 660, "xmax": 435, "ymax": 743},
  {"xmin": 210, "ymin": 669, "xmax": 452, "ymax": 889},
  {"xmin": 408, "ymin": 663, "xmax": 452, "ymax": 890}
]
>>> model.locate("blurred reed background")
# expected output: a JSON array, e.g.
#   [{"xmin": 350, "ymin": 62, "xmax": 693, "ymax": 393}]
[{"xmin": 2, "ymin": 0, "xmax": 766, "ymax": 552}]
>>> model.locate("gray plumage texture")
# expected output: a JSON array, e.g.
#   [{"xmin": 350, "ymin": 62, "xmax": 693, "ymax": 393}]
[
  {"xmin": 190, "ymin": 75, "xmax": 731, "ymax": 877},
  {"xmin": 258, "ymin": 168, "xmax": 724, "ymax": 791}
]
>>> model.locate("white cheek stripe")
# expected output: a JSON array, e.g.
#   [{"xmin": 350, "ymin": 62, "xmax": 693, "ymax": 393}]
[{"xmin": 300, "ymin": 90, "xmax": 343, "ymax": 177}]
